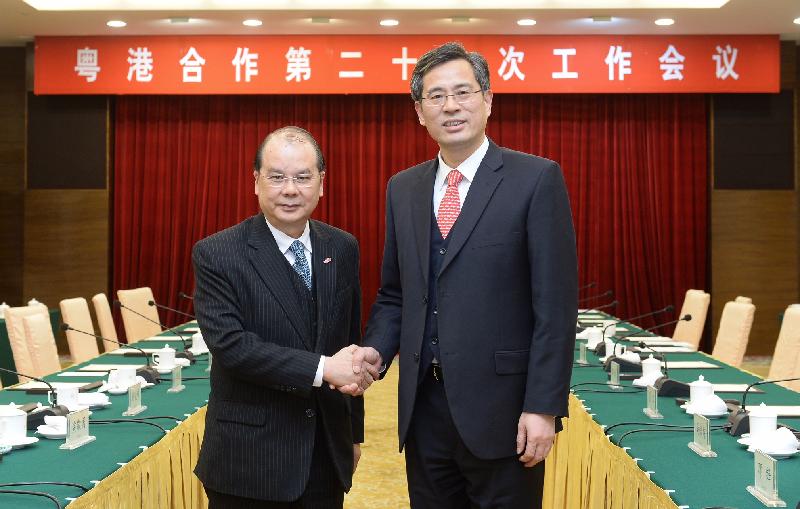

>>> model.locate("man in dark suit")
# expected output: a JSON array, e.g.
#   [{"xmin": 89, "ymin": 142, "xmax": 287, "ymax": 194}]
[
  {"xmin": 193, "ymin": 126, "xmax": 372, "ymax": 508},
  {"xmin": 352, "ymin": 42, "xmax": 578, "ymax": 508}
]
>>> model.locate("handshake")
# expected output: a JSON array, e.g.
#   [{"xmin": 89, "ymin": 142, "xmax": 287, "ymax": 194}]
[{"xmin": 322, "ymin": 345, "xmax": 383, "ymax": 396}]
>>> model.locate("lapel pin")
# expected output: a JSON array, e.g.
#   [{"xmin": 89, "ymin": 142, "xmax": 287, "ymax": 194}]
[{"xmin": 323, "ymin": 257, "xmax": 332, "ymax": 264}]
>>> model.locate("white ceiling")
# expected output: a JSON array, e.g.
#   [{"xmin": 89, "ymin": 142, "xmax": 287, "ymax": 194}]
[{"xmin": 1, "ymin": 0, "xmax": 798, "ymax": 46}]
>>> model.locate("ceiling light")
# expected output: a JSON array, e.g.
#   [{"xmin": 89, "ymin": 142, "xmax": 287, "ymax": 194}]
[
  {"xmin": 794, "ymin": 17, "xmax": 800, "ymax": 25},
  {"xmin": 310, "ymin": 17, "xmax": 331, "ymax": 24},
  {"xmin": 169, "ymin": 17, "xmax": 192, "ymax": 24},
  {"xmin": 451, "ymin": 16, "xmax": 471, "ymax": 23},
  {"xmin": 517, "ymin": 18, "xmax": 537, "ymax": 26},
  {"xmin": 380, "ymin": 19, "xmax": 399, "ymax": 27},
  {"xmin": 655, "ymin": 18, "xmax": 675, "ymax": 26},
  {"xmin": 106, "ymin": 20, "xmax": 126, "ymax": 28},
  {"xmin": 242, "ymin": 19, "xmax": 262, "ymax": 27}
]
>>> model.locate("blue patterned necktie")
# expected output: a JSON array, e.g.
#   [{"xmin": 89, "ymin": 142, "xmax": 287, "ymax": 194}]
[{"xmin": 289, "ymin": 240, "xmax": 312, "ymax": 290}]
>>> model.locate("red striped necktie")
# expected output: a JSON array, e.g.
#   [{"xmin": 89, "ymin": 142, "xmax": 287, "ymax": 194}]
[{"xmin": 437, "ymin": 169, "xmax": 463, "ymax": 239}]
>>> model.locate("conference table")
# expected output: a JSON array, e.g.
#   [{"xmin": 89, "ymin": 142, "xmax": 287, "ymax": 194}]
[
  {"xmin": 1, "ymin": 315, "xmax": 799, "ymax": 508},
  {"xmin": 543, "ymin": 310, "xmax": 800, "ymax": 509}
]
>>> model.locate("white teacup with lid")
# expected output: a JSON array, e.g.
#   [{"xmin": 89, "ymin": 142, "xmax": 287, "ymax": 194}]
[
  {"xmin": 586, "ymin": 327, "xmax": 603, "ymax": 349},
  {"xmin": 152, "ymin": 344, "xmax": 176, "ymax": 370},
  {"xmin": 687, "ymin": 375, "xmax": 727, "ymax": 416},
  {"xmin": 633, "ymin": 355, "xmax": 664, "ymax": 387},
  {"xmin": 0, "ymin": 404, "xmax": 28, "ymax": 442}
]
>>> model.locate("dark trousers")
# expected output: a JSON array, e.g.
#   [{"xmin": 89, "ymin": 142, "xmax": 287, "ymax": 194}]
[
  {"xmin": 405, "ymin": 368, "xmax": 544, "ymax": 509},
  {"xmin": 205, "ymin": 419, "xmax": 344, "ymax": 509}
]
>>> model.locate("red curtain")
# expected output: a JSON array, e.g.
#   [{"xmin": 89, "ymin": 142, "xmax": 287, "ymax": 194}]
[{"xmin": 113, "ymin": 94, "xmax": 706, "ymax": 339}]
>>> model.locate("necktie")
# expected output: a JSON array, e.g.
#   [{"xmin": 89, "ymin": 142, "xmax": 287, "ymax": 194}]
[
  {"xmin": 289, "ymin": 240, "xmax": 311, "ymax": 290},
  {"xmin": 437, "ymin": 169, "xmax": 463, "ymax": 239}
]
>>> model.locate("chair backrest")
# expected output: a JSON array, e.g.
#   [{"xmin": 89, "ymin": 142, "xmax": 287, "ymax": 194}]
[
  {"xmin": 92, "ymin": 293, "xmax": 120, "ymax": 352},
  {"xmin": 4, "ymin": 304, "xmax": 49, "ymax": 378},
  {"xmin": 672, "ymin": 289, "xmax": 710, "ymax": 349},
  {"xmin": 22, "ymin": 313, "xmax": 62, "ymax": 378},
  {"xmin": 117, "ymin": 287, "xmax": 162, "ymax": 342},
  {"xmin": 767, "ymin": 306, "xmax": 800, "ymax": 391},
  {"xmin": 735, "ymin": 296, "xmax": 752, "ymax": 304},
  {"xmin": 711, "ymin": 300, "xmax": 755, "ymax": 367},
  {"xmin": 59, "ymin": 297, "xmax": 100, "ymax": 363}
]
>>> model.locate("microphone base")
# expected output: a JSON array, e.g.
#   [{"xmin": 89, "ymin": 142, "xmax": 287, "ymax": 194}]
[
  {"xmin": 176, "ymin": 350, "xmax": 196, "ymax": 364},
  {"xmin": 727, "ymin": 409, "xmax": 749, "ymax": 436},
  {"xmin": 26, "ymin": 404, "xmax": 70, "ymax": 430},
  {"xmin": 137, "ymin": 367, "xmax": 161, "ymax": 385},
  {"xmin": 594, "ymin": 343, "xmax": 606, "ymax": 357},
  {"xmin": 603, "ymin": 356, "xmax": 643, "ymax": 373},
  {"xmin": 653, "ymin": 377, "xmax": 690, "ymax": 397}
]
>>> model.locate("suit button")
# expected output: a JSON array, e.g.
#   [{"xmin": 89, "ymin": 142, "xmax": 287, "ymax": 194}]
[
  {"xmin": 439, "ymin": 248, "xmax": 446, "ymax": 255},
  {"xmin": 431, "ymin": 337, "xmax": 439, "ymax": 345},
  {"xmin": 413, "ymin": 353, "xmax": 420, "ymax": 362},
  {"xmin": 306, "ymin": 409, "xmax": 315, "ymax": 418},
  {"xmin": 422, "ymin": 296, "xmax": 428, "ymax": 304},
  {"xmin": 433, "ymin": 308, "xmax": 438, "ymax": 315}
]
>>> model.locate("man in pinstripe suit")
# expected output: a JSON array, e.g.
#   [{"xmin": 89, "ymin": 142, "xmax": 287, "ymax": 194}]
[{"xmin": 192, "ymin": 126, "xmax": 372, "ymax": 508}]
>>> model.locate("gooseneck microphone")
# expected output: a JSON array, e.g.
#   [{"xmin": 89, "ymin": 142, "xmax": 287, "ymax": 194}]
[
  {"xmin": 578, "ymin": 281, "xmax": 597, "ymax": 293},
  {"xmin": 61, "ymin": 324, "xmax": 160, "ymax": 384},
  {"xmin": 147, "ymin": 300, "xmax": 196, "ymax": 320},
  {"xmin": 578, "ymin": 289, "xmax": 613, "ymax": 304},
  {"xmin": 178, "ymin": 291, "xmax": 194, "ymax": 301},
  {"xmin": 113, "ymin": 300, "xmax": 195, "ymax": 363},
  {"xmin": 727, "ymin": 376, "xmax": 800, "ymax": 436},
  {"xmin": 591, "ymin": 300, "xmax": 618, "ymax": 312},
  {"xmin": 602, "ymin": 314, "xmax": 692, "ymax": 373},
  {"xmin": 0, "ymin": 366, "xmax": 70, "ymax": 428},
  {"xmin": 595, "ymin": 305, "xmax": 675, "ymax": 356}
]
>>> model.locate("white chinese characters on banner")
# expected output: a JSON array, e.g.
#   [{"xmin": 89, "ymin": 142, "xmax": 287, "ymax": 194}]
[
  {"xmin": 391, "ymin": 47, "xmax": 418, "ymax": 81},
  {"xmin": 712, "ymin": 45, "xmax": 739, "ymax": 80},
  {"xmin": 659, "ymin": 45, "xmax": 685, "ymax": 81},
  {"xmin": 74, "ymin": 47, "xmax": 101, "ymax": 83},
  {"xmin": 498, "ymin": 46, "xmax": 525, "ymax": 81},
  {"xmin": 605, "ymin": 46, "xmax": 632, "ymax": 81},
  {"xmin": 339, "ymin": 51, "xmax": 364, "ymax": 79},
  {"xmin": 552, "ymin": 48, "xmax": 578, "ymax": 79},
  {"xmin": 285, "ymin": 46, "xmax": 312, "ymax": 82},
  {"xmin": 179, "ymin": 47, "xmax": 206, "ymax": 83},
  {"xmin": 232, "ymin": 47, "xmax": 259, "ymax": 83},
  {"xmin": 127, "ymin": 47, "xmax": 153, "ymax": 82}
]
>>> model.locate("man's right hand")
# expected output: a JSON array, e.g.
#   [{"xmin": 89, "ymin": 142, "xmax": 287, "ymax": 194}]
[
  {"xmin": 330, "ymin": 346, "xmax": 383, "ymax": 396},
  {"xmin": 323, "ymin": 345, "xmax": 371, "ymax": 390}
]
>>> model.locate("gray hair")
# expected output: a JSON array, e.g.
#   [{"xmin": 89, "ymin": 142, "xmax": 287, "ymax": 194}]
[
  {"xmin": 253, "ymin": 126, "xmax": 326, "ymax": 174},
  {"xmin": 410, "ymin": 42, "xmax": 491, "ymax": 101}
]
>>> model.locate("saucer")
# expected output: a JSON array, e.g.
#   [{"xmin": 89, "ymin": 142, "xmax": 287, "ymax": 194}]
[
  {"xmin": 680, "ymin": 402, "xmax": 727, "ymax": 418},
  {"xmin": 738, "ymin": 436, "xmax": 800, "ymax": 458},
  {"xmin": 36, "ymin": 425, "xmax": 66, "ymax": 440},
  {"xmin": 156, "ymin": 365, "xmax": 177, "ymax": 374},
  {"xmin": 0, "ymin": 436, "xmax": 40, "ymax": 449}
]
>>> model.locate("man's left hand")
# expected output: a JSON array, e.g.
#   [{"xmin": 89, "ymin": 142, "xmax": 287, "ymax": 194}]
[
  {"xmin": 353, "ymin": 444, "xmax": 362, "ymax": 473},
  {"xmin": 516, "ymin": 412, "xmax": 555, "ymax": 467}
]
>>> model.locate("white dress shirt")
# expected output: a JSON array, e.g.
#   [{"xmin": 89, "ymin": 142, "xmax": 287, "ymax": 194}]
[
  {"xmin": 433, "ymin": 136, "xmax": 489, "ymax": 218},
  {"xmin": 264, "ymin": 217, "xmax": 325, "ymax": 387}
]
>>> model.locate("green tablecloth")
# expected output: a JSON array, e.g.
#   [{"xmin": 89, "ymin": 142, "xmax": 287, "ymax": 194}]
[
  {"xmin": 573, "ymin": 312, "xmax": 800, "ymax": 508},
  {"xmin": 0, "ymin": 324, "xmax": 208, "ymax": 508},
  {"xmin": 0, "ymin": 310, "xmax": 62, "ymax": 387}
]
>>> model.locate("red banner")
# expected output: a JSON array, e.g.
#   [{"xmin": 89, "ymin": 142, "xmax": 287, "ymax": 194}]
[{"xmin": 35, "ymin": 35, "xmax": 779, "ymax": 95}]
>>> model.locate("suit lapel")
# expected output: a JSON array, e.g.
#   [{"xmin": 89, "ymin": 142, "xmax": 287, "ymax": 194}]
[
  {"xmin": 310, "ymin": 221, "xmax": 335, "ymax": 353},
  {"xmin": 246, "ymin": 215, "xmax": 312, "ymax": 350},
  {"xmin": 411, "ymin": 160, "xmax": 438, "ymax": 288},
  {"xmin": 438, "ymin": 142, "xmax": 504, "ymax": 277}
]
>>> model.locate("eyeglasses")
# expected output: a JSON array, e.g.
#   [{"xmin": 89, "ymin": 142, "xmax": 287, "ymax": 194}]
[
  {"xmin": 258, "ymin": 172, "xmax": 323, "ymax": 188},
  {"xmin": 419, "ymin": 89, "xmax": 484, "ymax": 107}
]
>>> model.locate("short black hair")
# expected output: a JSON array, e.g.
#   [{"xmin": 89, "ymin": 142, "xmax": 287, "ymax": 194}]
[
  {"xmin": 410, "ymin": 42, "xmax": 491, "ymax": 101},
  {"xmin": 253, "ymin": 126, "xmax": 326, "ymax": 174}
]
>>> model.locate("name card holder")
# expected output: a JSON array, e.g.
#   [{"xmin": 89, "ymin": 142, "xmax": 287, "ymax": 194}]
[
  {"xmin": 168, "ymin": 365, "xmax": 185, "ymax": 393},
  {"xmin": 607, "ymin": 361, "xmax": 623, "ymax": 390},
  {"xmin": 747, "ymin": 450, "xmax": 786, "ymax": 507},
  {"xmin": 60, "ymin": 408, "xmax": 95, "ymax": 450},
  {"xmin": 576, "ymin": 343, "xmax": 588, "ymax": 365},
  {"xmin": 643, "ymin": 385, "xmax": 663, "ymax": 419},
  {"xmin": 688, "ymin": 413, "xmax": 717, "ymax": 457},
  {"xmin": 123, "ymin": 382, "xmax": 147, "ymax": 416}
]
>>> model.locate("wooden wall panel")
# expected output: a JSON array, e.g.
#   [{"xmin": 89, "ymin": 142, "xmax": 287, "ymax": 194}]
[
  {"xmin": 0, "ymin": 47, "xmax": 26, "ymax": 305},
  {"xmin": 710, "ymin": 190, "xmax": 798, "ymax": 356},
  {"xmin": 23, "ymin": 190, "xmax": 109, "ymax": 353}
]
